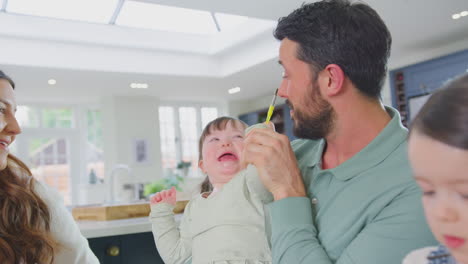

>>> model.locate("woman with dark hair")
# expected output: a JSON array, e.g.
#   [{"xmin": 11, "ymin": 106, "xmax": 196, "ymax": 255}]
[
  {"xmin": 0, "ymin": 70, "xmax": 98, "ymax": 264},
  {"xmin": 404, "ymin": 73, "xmax": 468, "ymax": 264}
]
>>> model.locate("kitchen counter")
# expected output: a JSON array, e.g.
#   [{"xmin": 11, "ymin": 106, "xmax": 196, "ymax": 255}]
[{"xmin": 78, "ymin": 214, "xmax": 183, "ymax": 239}]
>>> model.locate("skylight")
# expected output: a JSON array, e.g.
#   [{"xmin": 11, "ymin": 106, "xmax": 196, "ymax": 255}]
[
  {"xmin": 6, "ymin": 0, "xmax": 119, "ymax": 24},
  {"xmin": 116, "ymin": 1, "xmax": 218, "ymax": 35},
  {"xmin": 215, "ymin": 13, "xmax": 249, "ymax": 32}
]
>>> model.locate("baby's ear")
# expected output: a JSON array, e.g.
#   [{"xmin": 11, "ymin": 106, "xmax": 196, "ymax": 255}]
[{"xmin": 198, "ymin": 160, "xmax": 205, "ymax": 172}]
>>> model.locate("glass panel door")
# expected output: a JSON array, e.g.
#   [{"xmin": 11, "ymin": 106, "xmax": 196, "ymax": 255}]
[{"xmin": 28, "ymin": 137, "xmax": 72, "ymax": 205}]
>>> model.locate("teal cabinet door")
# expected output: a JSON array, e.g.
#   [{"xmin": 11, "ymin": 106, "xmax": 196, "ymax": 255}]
[{"xmin": 88, "ymin": 232, "xmax": 164, "ymax": 264}]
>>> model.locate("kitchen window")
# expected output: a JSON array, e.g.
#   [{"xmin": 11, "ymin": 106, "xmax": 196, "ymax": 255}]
[
  {"xmin": 12, "ymin": 105, "xmax": 103, "ymax": 205},
  {"xmin": 158, "ymin": 104, "xmax": 220, "ymax": 178}
]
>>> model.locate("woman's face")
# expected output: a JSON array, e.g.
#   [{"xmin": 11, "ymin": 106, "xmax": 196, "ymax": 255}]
[
  {"xmin": 0, "ymin": 79, "xmax": 21, "ymax": 170},
  {"xmin": 408, "ymin": 130, "xmax": 468, "ymax": 263}
]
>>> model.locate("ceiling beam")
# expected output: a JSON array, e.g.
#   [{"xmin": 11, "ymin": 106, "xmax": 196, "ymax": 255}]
[
  {"xmin": 1, "ymin": 0, "xmax": 8, "ymax": 12},
  {"xmin": 109, "ymin": 0, "xmax": 126, "ymax": 25}
]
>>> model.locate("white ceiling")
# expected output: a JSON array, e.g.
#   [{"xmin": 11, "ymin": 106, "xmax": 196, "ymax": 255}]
[{"xmin": 1, "ymin": 0, "xmax": 468, "ymax": 103}]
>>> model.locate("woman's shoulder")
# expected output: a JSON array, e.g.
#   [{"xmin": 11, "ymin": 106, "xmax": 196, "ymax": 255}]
[
  {"xmin": 32, "ymin": 179, "xmax": 63, "ymax": 203},
  {"xmin": 402, "ymin": 246, "xmax": 441, "ymax": 264}
]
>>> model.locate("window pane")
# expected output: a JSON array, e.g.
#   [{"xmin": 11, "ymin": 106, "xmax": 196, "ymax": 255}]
[
  {"xmin": 42, "ymin": 108, "xmax": 74, "ymax": 128},
  {"xmin": 116, "ymin": 1, "xmax": 217, "ymax": 34},
  {"xmin": 29, "ymin": 137, "xmax": 71, "ymax": 205},
  {"xmin": 159, "ymin": 107, "xmax": 177, "ymax": 170},
  {"xmin": 201, "ymin": 107, "xmax": 218, "ymax": 129},
  {"xmin": 7, "ymin": 0, "xmax": 118, "ymax": 24},
  {"xmin": 178, "ymin": 107, "xmax": 198, "ymax": 176},
  {"xmin": 86, "ymin": 110, "xmax": 104, "ymax": 183},
  {"xmin": 215, "ymin": 13, "xmax": 249, "ymax": 32},
  {"xmin": 16, "ymin": 105, "xmax": 40, "ymax": 128}
]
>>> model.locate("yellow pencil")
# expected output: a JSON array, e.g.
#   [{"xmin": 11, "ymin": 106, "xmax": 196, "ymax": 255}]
[{"xmin": 265, "ymin": 88, "xmax": 279, "ymax": 123}]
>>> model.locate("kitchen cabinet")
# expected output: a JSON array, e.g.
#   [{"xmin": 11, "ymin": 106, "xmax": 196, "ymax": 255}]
[
  {"xmin": 88, "ymin": 232, "xmax": 164, "ymax": 264},
  {"xmin": 239, "ymin": 103, "xmax": 296, "ymax": 140},
  {"xmin": 390, "ymin": 49, "xmax": 468, "ymax": 126}
]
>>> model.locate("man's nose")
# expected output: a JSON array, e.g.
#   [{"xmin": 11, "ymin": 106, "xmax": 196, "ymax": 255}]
[{"xmin": 278, "ymin": 79, "xmax": 289, "ymax": 98}]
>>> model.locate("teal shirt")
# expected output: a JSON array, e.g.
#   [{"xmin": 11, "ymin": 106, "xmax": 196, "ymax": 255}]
[{"xmin": 268, "ymin": 107, "xmax": 437, "ymax": 264}]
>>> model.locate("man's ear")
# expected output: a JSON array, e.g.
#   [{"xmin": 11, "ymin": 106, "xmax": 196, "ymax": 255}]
[{"xmin": 320, "ymin": 64, "xmax": 345, "ymax": 97}]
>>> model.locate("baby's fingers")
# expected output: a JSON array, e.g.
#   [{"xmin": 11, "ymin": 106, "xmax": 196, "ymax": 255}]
[{"xmin": 169, "ymin": 186, "xmax": 176, "ymax": 196}]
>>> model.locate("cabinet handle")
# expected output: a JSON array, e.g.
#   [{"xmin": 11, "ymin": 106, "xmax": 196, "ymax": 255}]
[{"xmin": 107, "ymin": 245, "xmax": 120, "ymax": 257}]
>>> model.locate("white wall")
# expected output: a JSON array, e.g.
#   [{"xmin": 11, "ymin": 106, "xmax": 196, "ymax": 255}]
[{"xmin": 102, "ymin": 96, "xmax": 163, "ymax": 202}]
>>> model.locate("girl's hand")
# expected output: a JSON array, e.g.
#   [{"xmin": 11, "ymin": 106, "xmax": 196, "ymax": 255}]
[{"xmin": 150, "ymin": 186, "xmax": 177, "ymax": 206}]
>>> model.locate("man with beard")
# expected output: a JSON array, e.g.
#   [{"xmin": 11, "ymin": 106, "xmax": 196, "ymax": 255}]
[{"xmin": 243, "ymin": 0, "xmax": 437, "ymax": 263}]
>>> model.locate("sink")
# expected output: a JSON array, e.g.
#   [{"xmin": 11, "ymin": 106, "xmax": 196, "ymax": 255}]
[{"xmin": 72, "ymin": 200, "xmax": 189, "ymax": 221}]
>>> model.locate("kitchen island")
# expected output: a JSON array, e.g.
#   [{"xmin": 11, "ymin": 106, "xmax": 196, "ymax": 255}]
[{"xmin": 78, "ymin": 215, "xmax": 183, "ymax": 264}]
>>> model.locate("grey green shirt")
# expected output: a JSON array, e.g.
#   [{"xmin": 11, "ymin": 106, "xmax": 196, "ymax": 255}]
[{"xmin": 268, "ymin": 106, "xmax": 437, "ymax": 263}]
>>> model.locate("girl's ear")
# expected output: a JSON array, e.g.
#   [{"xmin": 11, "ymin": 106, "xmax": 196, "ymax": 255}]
[{"xmin": 198, "ymin": 160, "xmax": 205, "ymax": 173}]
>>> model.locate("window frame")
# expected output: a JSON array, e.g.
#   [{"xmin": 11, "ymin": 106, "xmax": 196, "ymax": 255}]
[
  {"xmin": 158, "ymin": 101, "xmax": 225, "ymax": 178},
  {"xmin": 13, "ymin": 102, "xmax": 102, "ymax": 205}
]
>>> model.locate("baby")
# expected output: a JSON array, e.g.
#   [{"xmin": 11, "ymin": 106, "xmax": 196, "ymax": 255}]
[
  {"xmin": 150, "ymin": 116, "xmax": 272, "ymax": 264},
  {"xmin": 404, "ymin": 74, "xmax": 468, "ymax": 264}
]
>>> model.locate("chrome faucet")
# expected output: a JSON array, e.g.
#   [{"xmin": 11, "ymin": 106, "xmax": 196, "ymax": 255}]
[{"xmin": 107, "ymin": 164, "xmax": 131, "ymax": 204}]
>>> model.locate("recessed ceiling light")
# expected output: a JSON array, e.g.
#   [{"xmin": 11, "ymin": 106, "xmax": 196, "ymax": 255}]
[
  {"xmin": 48, "ymin": 79, "xmax": 56, "ymax": 85},
  {"xmin": 130, "ymin": 83, "xmax": 148, "ymax": 89},
  {"xmin": 228, "ymin": 87, "xmax": 241, "ymax": 94},
  {"xmin": 452, "ymin": 11, "xmax": 468, "ymax": 20}
]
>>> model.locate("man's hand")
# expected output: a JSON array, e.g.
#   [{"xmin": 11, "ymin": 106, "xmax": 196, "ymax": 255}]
[
  {"xmin": 150, "ymin": 186, "xmax": 177, "ymax": 206},
  {"xmin": 242, "ymin": 125, "xmax": 306, "ymax": 200}
]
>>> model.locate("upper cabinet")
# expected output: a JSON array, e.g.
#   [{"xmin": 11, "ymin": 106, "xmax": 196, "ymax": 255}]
[{"xmin": 390, "ymin": 49, "xmax": 468, "ymax": 126}]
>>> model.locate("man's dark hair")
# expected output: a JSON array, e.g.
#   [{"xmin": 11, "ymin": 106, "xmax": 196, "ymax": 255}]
[
  {"xmin": 0, "ymin": 70, "xmax": 15, "ymax": 89},
  {"xmin": 274, "ymin": 0, "xmax": 392, "ymax": 99}
]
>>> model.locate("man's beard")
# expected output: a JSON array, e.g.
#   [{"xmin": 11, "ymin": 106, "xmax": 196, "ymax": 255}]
[{"xmin": 287, "ymin": 83, "xmax": 334, "ymax": 140}]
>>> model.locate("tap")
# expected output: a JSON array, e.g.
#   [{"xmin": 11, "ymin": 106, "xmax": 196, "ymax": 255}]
[{"xmin": 107, "ymin": 164, "xmax": 131, "ymax": 204}]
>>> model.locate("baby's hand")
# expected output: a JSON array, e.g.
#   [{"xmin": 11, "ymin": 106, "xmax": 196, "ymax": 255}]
[{"xmin": 150, "ymin": 186, "xmax": 177, "ymax": 206}]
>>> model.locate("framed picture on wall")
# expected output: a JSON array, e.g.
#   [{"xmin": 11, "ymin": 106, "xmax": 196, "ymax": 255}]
[{"xmin": 133, "ymin": 139, "xmax": 150, "ymax": 164}]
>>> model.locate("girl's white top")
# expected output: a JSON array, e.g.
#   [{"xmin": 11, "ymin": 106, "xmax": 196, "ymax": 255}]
[{"xmin": 150, "ymin": 165, "xmax": 273, "ymax": 264}]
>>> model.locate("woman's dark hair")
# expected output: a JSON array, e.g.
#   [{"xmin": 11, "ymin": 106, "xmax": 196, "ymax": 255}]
[
  {"xmin": 198, "ymin": 116, "xmax": 247, "ymax": 193},
  {"xmin": 0, "ymin": 70, "xmax": 15, "ymax": 89},
  {"xmin": 0, "ymin": 71, "xmax": 56, "ymax": 264},
  {"xmin": 410, "ymin": 74, "xmax": 468, "ymax": 150},
  {"xmin": 274, "ymin": 0, "xmax": 391, "ymax": 99}
]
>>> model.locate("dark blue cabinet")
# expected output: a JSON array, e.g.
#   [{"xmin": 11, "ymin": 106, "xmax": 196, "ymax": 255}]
[
  {"xmin": 405, "ymin": 51, "xmax": 468, "ymax": 97},
  {"xmin": 390, "ymin": 49, "xmax": 468, "ymax": 125},
  {"xmin": 88, "ymin": 232, "xmax": 164, "ymax": 264},
  {"xmin": 238, "ymin": 112, "xmax": 258, "ymax": 127}
]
